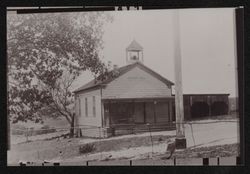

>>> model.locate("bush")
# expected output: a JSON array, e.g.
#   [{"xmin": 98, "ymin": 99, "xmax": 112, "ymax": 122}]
[{"xmin": 79, "ymin": 143, "xmax": 96, "ymax": 154}]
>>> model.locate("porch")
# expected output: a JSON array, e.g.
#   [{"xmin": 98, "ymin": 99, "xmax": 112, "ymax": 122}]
[{"xmin": 102, "ymin": 98, "xmax": 176, "ymax": 136}]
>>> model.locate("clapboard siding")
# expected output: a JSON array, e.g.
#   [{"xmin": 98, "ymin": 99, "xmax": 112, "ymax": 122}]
[
  {"xmin": 102, "ymin": 67, "xmax": 172, "ymax": 99},
  {"xmin": 78, "ymin": 89, "xmax": 102, "ymax": 127}
]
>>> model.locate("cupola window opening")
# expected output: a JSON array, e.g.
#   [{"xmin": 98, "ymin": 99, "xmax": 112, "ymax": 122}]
[
  {"xmin": 126, "ymin": 40, "xmax": 144, "ymax": 65},
  {"xmin": 129, "ymin": 51, "xmax": 139, "ymax": 61}
]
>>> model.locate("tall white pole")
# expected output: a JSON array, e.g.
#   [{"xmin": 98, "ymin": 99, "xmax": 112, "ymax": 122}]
[{"xmin": 173, "ymin": 9, "xmax": 186, "ymax": 149}]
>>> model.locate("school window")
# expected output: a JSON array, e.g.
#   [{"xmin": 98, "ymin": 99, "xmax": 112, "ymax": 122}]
[
  {"xmin": 93, "ymin": 96, "xmax": 96, "ymax": 117},
  {"xmin": 85, "ymin": 98, "xmax": 88, "ymax": 117},
  {"xmin": 79, "ymin": 98, "xmax": 81, "ymax": 117}
]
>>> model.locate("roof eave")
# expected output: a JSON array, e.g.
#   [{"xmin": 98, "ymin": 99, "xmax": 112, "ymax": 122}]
[
  {"xmin": 73, "ymin": 84, "xmax": 106, "ymax": 94},
  {"xmin": 136, "ymin": 62, "xmax": 175, "ymax": 86},
  {"xmin": 126, "ymin": 48, "xmax": 143, "ymax": 51}
]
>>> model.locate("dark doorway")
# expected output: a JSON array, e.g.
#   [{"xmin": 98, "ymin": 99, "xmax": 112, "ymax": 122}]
[
  {"xmin": 109, "ymin": 102, "xmax": 134, "ymax": 124},
  {"xmin": 191, "ymin": 102, "xmax": 209, "ymax": 118},
  {"xmin": 134, "ymin": 102, "xmax": 145, "ymax": 123},
  {"xmin": 172, "ymin": 105, "xmax": 176, "ymax": 121},
  {"xmin": 155, "ymin": 102, "xmax": 170, "ymax": 123},
  {"xmin": 145, "ymin": 102, "xmax": 155, "ymax": 123},
  {"xmin": 211, "ymin": 101, "xmax": 228, "ymax": 116}
]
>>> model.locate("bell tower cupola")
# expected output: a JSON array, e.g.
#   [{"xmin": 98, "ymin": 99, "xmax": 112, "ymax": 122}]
[{"xmin": 126, "ymin": 40, "xmax": 143, "ymax": 65}]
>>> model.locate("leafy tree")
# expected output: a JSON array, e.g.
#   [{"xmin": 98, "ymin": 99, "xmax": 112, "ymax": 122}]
[{"xmin": 7, "ymin": 12, "xmax": 113, "ymax": 129}]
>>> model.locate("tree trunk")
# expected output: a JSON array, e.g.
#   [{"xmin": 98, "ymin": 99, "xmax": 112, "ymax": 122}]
[{"xmin": 69, "ymin": 113, "xmax": 74, "ymax": 138}]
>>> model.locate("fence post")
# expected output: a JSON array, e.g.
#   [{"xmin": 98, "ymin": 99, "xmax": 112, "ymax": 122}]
[
  {"xmin": 217, "ymin": 157, "xmax": 220, "ymax": 165},
  {"xmin": 236, "ymin": 156, "xmax": 241, "ymax": 165},
  {"xmin": 203, "ymin": 158, "xmax": 209, "ymax": 166},
  {"xmin": 98, "ymin": 127, "xmax": 102, "ymax": 160},
  {"xmin": 173, "ymin": 157, "xmax": 176, "ymax": 166},
  {"xmin": 130, "ymin": 160, "xmax": 132, "ymax": 166},
  {"xmin": 147, "ymin": 123, "xmax": 153, "ymax": 157}
]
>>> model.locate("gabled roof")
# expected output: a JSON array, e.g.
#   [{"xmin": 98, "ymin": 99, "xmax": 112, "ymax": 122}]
[
  {"xmin": 73, "ymin": 62, "xmax": 174, "ymax": 93},
  {"xmin": 126, "ymin": 40, "xmax": 143, "ymax": 51}
]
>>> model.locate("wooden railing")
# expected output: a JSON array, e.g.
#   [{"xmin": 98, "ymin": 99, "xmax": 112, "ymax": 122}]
[{"xmin": 109, "ymin": 122, "xmax": 176, "ymax": 136}]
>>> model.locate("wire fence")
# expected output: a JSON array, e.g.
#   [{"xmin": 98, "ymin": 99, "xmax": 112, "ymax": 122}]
[
  {"xmin": 10, "ymin": 119, "xmax": 240, "ymax": 166},
  {"xmin": 11, "ymin": 125, "xmax": 104, "ymax": 144},
  {"xmin": 10, "ymin": 119, "xmax": 239, "ymax": 145}
]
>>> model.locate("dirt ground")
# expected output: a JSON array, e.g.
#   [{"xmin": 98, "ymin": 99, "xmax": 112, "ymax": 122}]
[
  {"xmin": 8, "ymin": 116, "xmax": 239, "ymax": 165},
  {"xmin": 154, "ymin": 143, "xmax": 239, "ymax": 159},
  {"xmin": 8, "ymin": 134, "xmax": 174, "ymax": 164}
]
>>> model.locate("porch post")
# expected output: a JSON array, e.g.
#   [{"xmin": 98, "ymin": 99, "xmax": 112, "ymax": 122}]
[
  {"xmin": 208, "ymin": 96, "xmax": 212, "ymax": 116},
  {"xmin": 101, "ymin": 101, "xmax": 105, "ymax": 127},
  {"xmin": 104, "ymin": 103, "xmax": 110, "ymax": 127},
  {"xmin": 153, "ymin": 101, "xmax": 157, "ymax": 124},
  {"xmin": 103, "ymin": 101, "xmax": 112, "ymax": 137},
  {"xmin": 143, "ymin": 102, "xmax": 146, "ymax": 124},
  {"xmin": 169, "ymin": 101, "xmax": 173, "ymax": 122}
]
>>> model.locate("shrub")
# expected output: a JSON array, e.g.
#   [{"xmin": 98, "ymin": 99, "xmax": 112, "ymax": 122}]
[{"xmin": 79, "ymin": 143, "xmax": 96, "ymax": 154}]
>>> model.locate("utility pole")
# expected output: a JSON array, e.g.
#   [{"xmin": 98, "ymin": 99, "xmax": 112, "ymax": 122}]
[{"xmin": 173, "ymin": 10, "xmax": 186, "ymax": 149}]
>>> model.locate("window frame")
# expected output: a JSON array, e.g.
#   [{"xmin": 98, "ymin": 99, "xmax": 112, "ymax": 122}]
[
  {"xmin": 85, "ymin": 97, "xmax": 88, "ymax": 117},
  {"xmin": 93, "ymin": 96, "xmax": 96, "ymax": 117},
  {"xmin": 79, "ymin": 98, "xmax": 81, "ymax": 117}
]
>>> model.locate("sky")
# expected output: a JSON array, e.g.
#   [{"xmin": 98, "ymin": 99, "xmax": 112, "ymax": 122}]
[{"xmin": 72, "ymin": 8, "xmax": 238, "ymax": 97}]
